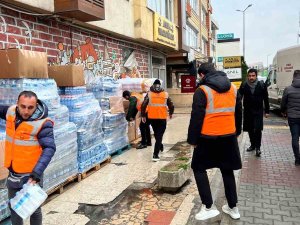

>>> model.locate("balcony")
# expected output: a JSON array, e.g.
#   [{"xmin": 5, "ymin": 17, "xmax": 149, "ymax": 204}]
[{"xmin": 54, "ymin": 0, "xmax": 105, "ymax": 22}]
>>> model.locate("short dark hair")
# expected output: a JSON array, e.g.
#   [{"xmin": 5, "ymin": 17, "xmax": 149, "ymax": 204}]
[
  {"xmin": 248, "ymin": 68, "xmax": 258, "ymax": 76},
  {"xmin": 293, "ymin": 70, "xmax": 300, "ymax": 79},
  {"xmin": 122, "ymin": 90, "xmax": 131, "ymax": 98},
  {"xmin": 198, "ymin": 63, "xmax": 216, "ymax": 75},
  {"xmin": 18, "ymin": 91, "xmax": 38, "ymax": 101}
]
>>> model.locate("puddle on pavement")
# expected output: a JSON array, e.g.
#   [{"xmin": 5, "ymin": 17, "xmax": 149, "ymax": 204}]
[{"xmin": 74, "ymin": 141, "xmax": 196, "ymax": 225}]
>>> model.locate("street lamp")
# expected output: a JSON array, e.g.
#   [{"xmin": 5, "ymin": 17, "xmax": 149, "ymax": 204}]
[{"xmin": 236, "ymin": 4, "xmax": 253, "ymax": 60}]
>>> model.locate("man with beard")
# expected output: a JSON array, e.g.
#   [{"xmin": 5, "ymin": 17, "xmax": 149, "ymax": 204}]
[
  {"xmin": 239, "ymin": 68, "xmax": 270, "ymax": 157},
  {"xmin": 188, "ymin": 63, "xmax": 242, "ymax": 221}
]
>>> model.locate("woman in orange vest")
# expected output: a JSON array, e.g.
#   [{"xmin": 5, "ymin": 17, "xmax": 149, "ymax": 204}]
[
  {"xmin": 141, "ymin": 79, "xmax": 174, "ymax": 161},
  {"xmin": 187, "ymin": 63, "xmax": 242, "ymax": 221},
  {"xmin": 0, "ymin": 91, "xmax": 56, "ymax": 225}
]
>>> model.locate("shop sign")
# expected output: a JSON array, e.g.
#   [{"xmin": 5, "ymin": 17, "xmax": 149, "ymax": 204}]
[
  {"xmin": 181, "ymin": 75, "xmax": 196, "ymax": 93},
  {"xmin": 154, "ymin": 13, "xmax": 176, "ymax": 48},
  {"xmin": 217, "ymin": 33, "xmax": 234, "ymax": 40},
  {"xmin": 223, "ymin": 56, "xmax": 242, "ymax": 68},
  {"xmin": 224, "ymin": 68, "xmax": 242, "ymax": 80},
  {"xmin": 231, "ymin": 81, "xmax": 242, "ymax": 89}
]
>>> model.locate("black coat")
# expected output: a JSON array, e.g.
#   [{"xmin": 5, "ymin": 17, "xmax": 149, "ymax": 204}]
[
  {"xmin": 238, "ymin": 81, "xmax": 270, "ymax": 131},
  {"xmin": 187, "ymin": 71, "xmax": 242, "ymax": 171}
]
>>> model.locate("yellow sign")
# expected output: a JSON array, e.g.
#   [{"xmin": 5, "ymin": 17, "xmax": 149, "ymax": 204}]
[
  {"xmin": 154, "ymin": 13, "xmax": 176, "ymax": 48},
  {"xmin": 231, "ymin": 81, "xmax": 242, "ymax": 89},
  {"xmin": 223, "ymin": 56, "xmax": 242, "ymax": 68}
]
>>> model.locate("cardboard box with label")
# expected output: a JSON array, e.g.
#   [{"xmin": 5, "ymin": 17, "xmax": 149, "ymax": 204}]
[
  {"xmin": 48, "ymin": 65, "xmax": 85, "ymax": 87},
  {"xmin": 135, "ymin": 117, "xmax": 141, "ymax": 139},
  {"xmin": 0, "ymin": 49, "xmax": 48, "ymax": 78},
  {"xmin": 109, "ymin": 96, "xmax": 125, "ymax": 114},
  {"xmin": 128, "ymin": 121, "xmax": 136, "ymax": 142}
]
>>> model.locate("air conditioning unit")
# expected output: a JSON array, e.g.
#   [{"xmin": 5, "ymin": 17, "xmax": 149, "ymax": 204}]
[{"xmin": 54, "ymin": 0, "xmax": 105, "ymax": 22}]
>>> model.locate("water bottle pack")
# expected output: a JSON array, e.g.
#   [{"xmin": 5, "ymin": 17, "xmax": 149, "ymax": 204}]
[
  {"xmin": 86, "ymin": 76, "xmax": 122, "ymax": 99},
  {"xmin": 10, "ymin": 183, "xmax": 47, "ymax": 220},
  {"xmin": 0, "ymin": 189, "xmax": 10, "ymax": 222},
  {"xmin": 104, "ymin": 135, "xmax": 129, "ymax": 155},
  {"xmin": 48, "ymin": 105, "xmax": 70, "ymax": 128},
  {"xmin": 0, "ymin": 79, "xmax": 61, "ymax": 110},
  {"xmin": 102, "ymin": 113, "xmax": 127, "ymax": 128},
  {"xmin": 53, "ymin": 122, "xmax": 77, "ymax": 148},
  {"xmin": 99, "ymin": 98, "xmax": 110, "ymax": 112},
  {"xmin": 77, "ymin": 128, "xmax": 104, "ymax": 151},
  {"xmin": 103, "ymin": 120, "xmax": 127, "ymax": 140}
]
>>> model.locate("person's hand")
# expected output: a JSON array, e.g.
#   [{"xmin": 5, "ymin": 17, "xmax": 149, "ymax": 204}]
[
  {"xmin": 265, "ymin": 113, "xmax": 270, "ymax": 118},
  {"xmin": 169, "ymin": 114, "xmax": 173, "ymax": 119},
  {"xmin": 28, "ymin": 178, "xmax": 37, "ymax": 185},
  {"xmin": 142, "ymin": 117, "xmax": 146, "ymax": 123},
  {"xmin": 130, "ymin": 118, "xmax": 134, "ymax": 121}
]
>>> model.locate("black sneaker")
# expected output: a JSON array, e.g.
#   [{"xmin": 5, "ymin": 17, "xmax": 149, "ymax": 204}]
[
  {"xmin": 246, "ymin": 146, "xmax": 255, "ymax": 152},
  {"xmin": 255, "ymin": 149, "xmax": 261, "ymax": 157},
  {"xmin": 147, "ymin": 143, "xmax": 152, "ymax": 146},
  {"xmin": 295, "ymin": 159, "xmax": 300, "ymax": 166},
  {"xmin": 136, "ymin": 144, "xmax": 147, "ymax": 149},
  {"xmin": 152, "ymin": 154, "xmax": 160, "ymax": 162}
]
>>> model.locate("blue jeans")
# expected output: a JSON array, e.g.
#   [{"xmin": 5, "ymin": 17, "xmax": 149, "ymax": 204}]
[{"xmin": 288, "ymin": 118, "xmax": 300, "ymax": 161}]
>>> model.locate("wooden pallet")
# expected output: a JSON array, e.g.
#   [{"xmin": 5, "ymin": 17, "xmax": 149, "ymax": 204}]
[
  {"xmin": 46, "ymin": 174, "xmax": 78, "ymax": 196},
  {"xmin": 78, "ymin": 156, "xmax": 111, "ymax": 181}
]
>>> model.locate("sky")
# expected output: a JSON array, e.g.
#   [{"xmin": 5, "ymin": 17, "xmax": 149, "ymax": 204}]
[{"xmin": 211, "ymin": 0, "xmax": 300, "ymax": 67}]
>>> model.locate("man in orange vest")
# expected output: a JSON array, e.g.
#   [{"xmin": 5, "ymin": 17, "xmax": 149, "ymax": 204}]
[
  {"xmin": 0, "ymin": 91, "xmax": 56, "ymax": 225},
  {"xmin": 123, "ymin": 90, "xmax": 151, "ymax": 149},
  {"xmin": 188, "ymin": 63, "xmax": 242, "ymax": 221},
  {"xmin": 141, "ymin": 79, "xmax": 174, "ymax": 161}
]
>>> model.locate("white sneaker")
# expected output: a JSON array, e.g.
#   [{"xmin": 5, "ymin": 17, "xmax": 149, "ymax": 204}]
[
  {"xmin": 195, "ymin": 204, "xmax": 220, "ymax": 221},
  {"xmin": 222, "ymin": 204, "xmax": 240, "ymax": 219}
]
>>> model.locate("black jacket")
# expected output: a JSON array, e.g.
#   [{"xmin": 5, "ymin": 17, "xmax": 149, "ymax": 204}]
[
  {"xmin": 126, "ymin": 96, "xmax": 138, "ymax": 121},
  {"xmin": 141, "ymin": 86, "xmax": 174, "ymax": 118},
  {"xmin": 238, "ymin": 80, "xmax": 270, "ymax": 131},
  {"xmin": 187, "ymin": 71, "xmax": 242, "ymax": 171},
  {"xmin": 0, "ymin": 100, "xmax": 56, "ymax": 180},
  {"xmin": 281, "ymin": 78, "xmax": 300, "ymax": 119},
  {"xmin": 187, "ymin": 71, "xmax": 242, "ymax": 145}
]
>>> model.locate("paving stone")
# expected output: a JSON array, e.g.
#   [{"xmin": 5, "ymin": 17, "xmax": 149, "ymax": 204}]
[
  {"xmin": 244, "ymin": 211, "xmax": 263, "ymax": 218},
  {"xmin": 282, "ymin": 216, "xmax": 300, "ymax": 223},
  {"xmin": 271, "ymin": 209, "xmax": 291, "ymax": 217},
  {"xmin": 253, "ymin": 207, "xmax": 272, "ymax": 214},
  {"xmin": 263, "ymin": 213, "xmax": 282, "ymax": 221},
  {"xmin": 253, "ymin": 218, "xmax": 274, "ymax": 225}
]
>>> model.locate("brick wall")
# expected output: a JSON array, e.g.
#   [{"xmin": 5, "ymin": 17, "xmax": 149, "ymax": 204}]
[{"xmin": 0, "ymin": 6, "xmax": 150, "ymax": 78}]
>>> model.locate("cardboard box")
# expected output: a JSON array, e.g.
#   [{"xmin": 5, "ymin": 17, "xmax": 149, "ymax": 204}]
[
  {"xmin": 128, "ymin": 121, "xmax": 136, "ymax": 142},
  {"xmin": 48, "ymin": 65, "xmax": 85, "ymax": 87},
  {"xmin": 0, "ymin": 49, "xmax": 48, "ymax": 78},
  {"xmin": 109, "ymin": 96, "xmax": 125, "ymax": 114},
  {"xmin": 123, "ymin": 100, "xmax": 129, "ymax": 114},
  {"xmin": 135, "ymin": 117, "xmax": 141, "ymax": 139}
]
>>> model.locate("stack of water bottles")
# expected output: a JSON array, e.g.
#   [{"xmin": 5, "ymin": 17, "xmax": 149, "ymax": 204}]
[
  {"xmin": 102, "ymin": 113, "xmax": 129, "ymax": 155},
  {"xmin": 0, "ymin": 131, "xmax": 10, "ymax": 222},
  {"xmin": 59, "ymin": 86, "xmax": 109, "ymax": 173},
  {"xmin": 0, "ymin": 78, "xmax": 79, "ymax": 192}
]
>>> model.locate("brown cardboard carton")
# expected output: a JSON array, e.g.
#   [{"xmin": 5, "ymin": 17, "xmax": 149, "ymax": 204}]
[
  {"xmin": 48, "ymin": 65, "xmax": 85, "ymax": 87},
  {"xmin": 109, "ymin": 96, "xmax": 125, "ymax": 114},
  {"xmin": 0, "ymin": 49, "xmax": 48, "ymax": 78},
  {"xmin": 135, "ymin": 117, "xmax": 141, "ymax": 139},
  {"xmin": 123, "ymin": 100, "xmax": 129, "ymax": 114},
  {"xmin": 128, "ymin": 121, "xmax": 136, "ymax": 142}
]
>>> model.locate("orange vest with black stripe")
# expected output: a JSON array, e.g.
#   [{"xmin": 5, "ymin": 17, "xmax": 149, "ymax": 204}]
[
  {"xmin": 4, "ymin": 106, "xmax": 52, "ymax": 174},
  {"xmin": 131, "ymin": 92, "xmax": 144, "ymax": 112},
  {"xmin": 200, "ymin": 84, "xmax": 237, "ymax": 136},
  {"xmin": 147, "ymin": 91, "xmax": 168, "ymax": 119}
]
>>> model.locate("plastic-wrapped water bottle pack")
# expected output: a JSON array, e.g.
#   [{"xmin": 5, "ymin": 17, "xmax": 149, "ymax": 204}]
[
  {"xmin": 104, "ymin": 136, "xmax": 129, "ymax": 155},
  {"xmin": 103, "ymin": 120, "xmax": 128, "ymax": 140},
  {"xmin": 0, "ymin": 79, "xmax": 61, "ymax": 110},
  {"xmin": 0, "ymin": 188, "xmax": 10, "ymax": 221},
  {"xmin": 102, "ymin": 113, "xmax": 127, "ymax": 128},
  {"xmin": 48, "ymin": 105, "xmax": 70, "ymax": 128}
]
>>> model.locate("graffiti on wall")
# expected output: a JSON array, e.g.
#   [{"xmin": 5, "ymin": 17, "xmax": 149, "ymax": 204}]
[{"xmin": 56, "ymin": 37, "xmax": 142, "ymax": 80}]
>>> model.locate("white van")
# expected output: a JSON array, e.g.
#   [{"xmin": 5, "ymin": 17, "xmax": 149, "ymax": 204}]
[{"xmin": 266, "ymin": 45, "xmax": 300, "ymax": 109}]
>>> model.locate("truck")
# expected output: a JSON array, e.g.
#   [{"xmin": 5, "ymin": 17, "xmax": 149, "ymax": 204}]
[{"xmin": 265, "ymin": 45, "xmax": 300, "ymax": 109}]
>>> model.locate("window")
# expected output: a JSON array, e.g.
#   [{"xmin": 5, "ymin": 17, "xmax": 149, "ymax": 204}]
[
  {"xmin": 201, "ymin": 37, "xmax": 208, "ymax": 55},
  {"xmin": 189, "ymin": 0, "xmax": 199, "ymax": 14},
  {"xmin": 201, "ymin": 7, "xmax": 207, "ymax": 25},
  {"xmin": 147, "ymin": 0, "xmax": 174, "ymax": 21},
  {"xmin": 186, "ymin": 25, "xmax": 198, "ymax": 48}
]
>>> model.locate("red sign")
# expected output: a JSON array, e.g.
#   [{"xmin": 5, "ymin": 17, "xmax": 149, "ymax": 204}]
[{"xmin": 181, "ymin": 75, "xmax": 196, "ymax": 93}]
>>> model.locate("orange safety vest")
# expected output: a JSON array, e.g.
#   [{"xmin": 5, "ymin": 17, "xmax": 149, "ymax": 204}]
[
  {"xmin": 147, "ymin": 91, "xmax": 168, "ymax": 119},
  {"xmin": 200, "ymin": 84, "xmax": 237, "ymax": 136},
  {"xmin": 131, "ymin": 92, "xmax": 144, "ymax": 112},
  {"xmin": 4, "ymin": 106, "xmax": 52, "ymax": 174}
]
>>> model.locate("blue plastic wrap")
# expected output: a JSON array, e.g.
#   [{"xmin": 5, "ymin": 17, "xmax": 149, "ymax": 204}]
[
  {"xmin": 104, "ymin": 136, "xmax": 129, "ymax": 155},
  {"xmin": 102, "ymin": 113, "xmax": 126, "ymax": 128},
  {"xmin": 0, "ymin": 189, "xmax": 10, "ymax": 222}
]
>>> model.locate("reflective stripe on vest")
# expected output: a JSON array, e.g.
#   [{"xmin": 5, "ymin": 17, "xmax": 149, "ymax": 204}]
[
  {"xmin": 4, "ymin": 105, "xmax": 52, "ymax": 173},
  {"xmin": 147, "ymin": 91, "xmax": 168, "ymax": 119},
  {"xmin": 200, "ymin": 84, "xmax": 237, "ymax": 136}
]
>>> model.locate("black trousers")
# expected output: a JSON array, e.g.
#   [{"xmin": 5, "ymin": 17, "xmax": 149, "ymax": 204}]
[
  {"xmin": 288, "ymin": 118, "xmax": 300, "ymax": 161},
  {"xmin": 140, "ymin": 117, "xmax": 151, "ymax": 145},
  {"xmin": 149, "ymin": 119, "xmax": 166, "ymax": 156},
  {"xmin": 248, "ymin": 129, "xmax": 262, "ymax": 149},
  {"xmin": 8, "ymin": 186, "xmax": 42, "ymax": 225},
  {"xmin": 193, "ymin": 169, "xmax": 238, "ymax": 209}
]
